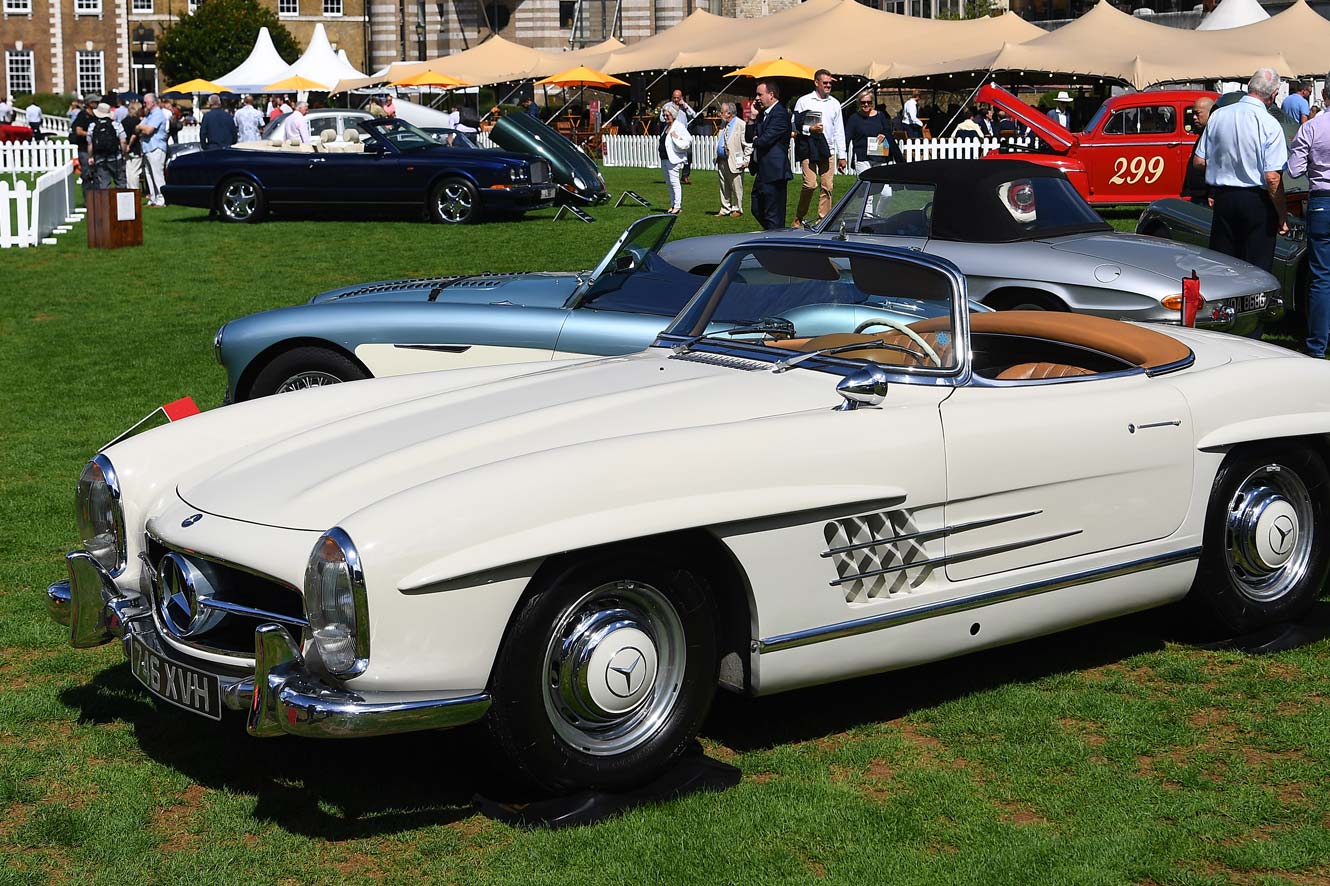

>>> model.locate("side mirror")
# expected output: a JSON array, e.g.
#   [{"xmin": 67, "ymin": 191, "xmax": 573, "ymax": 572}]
[{"xmin": 834, "ymin": 365, "xmax": 889, "ymax": 411}]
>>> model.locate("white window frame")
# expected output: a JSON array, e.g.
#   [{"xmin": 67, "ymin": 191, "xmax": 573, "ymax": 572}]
[
  {"xmin": 6, "ymin": 50, "xmax": 34, "ymax": 95},
  {"xmin": 4, "ymin": 0, "xmax": 33, "ymax": 14},
  {"xmin": 279, "ymin": 0, "xmax": 297, "ymax": 14},
  {"xmin": 76, "ymin": 49, "xmax": 104, "ymax": 98},
  {"xmin": 130, "ymin": 0, "xmax": 152, "ymax": 10},
  {"xmin": 186, "ymin": 0, "xmax": 197, "ymax": 11},
  {"xmin": 323, "ymin": 0, "xmax": 342, "ymax": 15},
  {"xmin": 74, "ymin": 0, "xmax": 102, "ymax": 14}
]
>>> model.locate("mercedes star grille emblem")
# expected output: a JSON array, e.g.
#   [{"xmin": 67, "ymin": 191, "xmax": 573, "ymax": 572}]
[
  {"xmin": 158, "ymin": 553, "xmax": 224, "ymax": 638},
  {"xmin": 606, "ymin": 647, "xmax": 646, "ymax": 698}
]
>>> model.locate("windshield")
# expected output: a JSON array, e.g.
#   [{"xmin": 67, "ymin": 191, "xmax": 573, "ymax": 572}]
[
  {"xmin": 821, "ymin": 182, "xmax": 935, "ymax": 237},
  {"xmin": 1083, "ymin": 101, "xmax": 1108, "ymax": 135},
  {"xmin": 358, "ymin": 118, "xmax": 439, "ymax": 152},
  {"xmin": 663, "ymin": 245, "xmax": 959, "ymax": 374}
]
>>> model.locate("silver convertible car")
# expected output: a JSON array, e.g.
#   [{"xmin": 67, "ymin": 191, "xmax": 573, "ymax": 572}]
[{"xmin": 659, "ymin": 160, "xmax": 1285, "ymax": 337}]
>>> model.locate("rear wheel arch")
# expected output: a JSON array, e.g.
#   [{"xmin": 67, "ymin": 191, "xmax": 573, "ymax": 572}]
[
  {"xmin": 982, "ymin": 287, "xmax": 1069, "ymax": 312},
  {"xmin": 237, "ymin": 338, "xmax": 371, "ymax": 401}
]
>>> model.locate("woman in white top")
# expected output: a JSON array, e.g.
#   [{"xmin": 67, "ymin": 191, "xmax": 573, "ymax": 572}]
[{"xmin": 661, "ymin": 107, "xmax": 692, "ymax": 214}]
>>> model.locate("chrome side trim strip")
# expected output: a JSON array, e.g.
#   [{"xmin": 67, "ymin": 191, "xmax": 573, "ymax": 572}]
[
  {"xmin": 1145, "ymin": 353, "xmax": 1195, "ymax": 377},
  {"xmin": 821, "ymin": 510, "xmax": 1042, "ymax": 559},
  {"xmin": 760, "ymin": 547, "xmax": 1202, "ymax": 653},
  {"xmin": 828, "ymin": 529, "xmax": 1083, "ymax": 587}
]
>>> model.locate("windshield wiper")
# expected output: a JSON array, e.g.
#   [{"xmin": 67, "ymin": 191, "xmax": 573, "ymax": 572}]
[
  {"xmin": 672, "ymin": 317, "xmax": 796, "ymax": 354},
  {"xmin": 771, "ymin": 339, "xmax": 925, "ymax": 373}
]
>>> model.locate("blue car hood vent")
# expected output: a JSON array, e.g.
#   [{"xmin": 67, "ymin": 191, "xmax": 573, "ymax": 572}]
[{"xmin": 332, "ymin": 276, "xmax": 463, "ymax": 299}]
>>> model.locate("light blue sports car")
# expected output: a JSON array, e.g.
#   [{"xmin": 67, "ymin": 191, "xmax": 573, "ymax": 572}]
[{"xmin": 215, "ymin": 214, "xmax": 969, "ymax": 401}]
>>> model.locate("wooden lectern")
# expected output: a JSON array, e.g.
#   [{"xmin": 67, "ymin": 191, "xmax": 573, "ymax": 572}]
[{"xmin": 86, "ymin": 188, "xmax": 144, "ymax": 249}]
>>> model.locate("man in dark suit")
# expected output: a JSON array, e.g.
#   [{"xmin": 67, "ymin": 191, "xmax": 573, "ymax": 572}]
[{"xmin": 751, "ymin": 80, "xmax": 793, "ymax": 230}]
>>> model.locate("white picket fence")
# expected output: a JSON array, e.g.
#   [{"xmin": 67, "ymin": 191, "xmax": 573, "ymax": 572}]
[
  {"xmin": 0, "ymin": 163, "xmax": 81, "ymax": 248},
  {"xmin": 602, "ymin": 134, "xmax": 1040, "ymax": 171},
  {"xmin": 0, "ymin": 142, "xmax": 78, "ymax": 174},
  {"xmin": 43, "ymin": 114, "xmax": 70, "ymax": 136}
]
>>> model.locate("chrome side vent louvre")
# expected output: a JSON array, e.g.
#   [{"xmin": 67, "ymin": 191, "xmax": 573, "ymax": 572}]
[{"xmin": 669, "ymin": 352, "xmax": 770, "ymax": 371}]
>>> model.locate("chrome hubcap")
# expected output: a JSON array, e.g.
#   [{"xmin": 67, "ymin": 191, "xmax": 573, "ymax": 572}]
[
  {"xmin": 542, "ymin": 580, "xmax": 685, "ymax": 756},
  {"xmin": 275, "ymin": 371, "xmax": 343, "ymax": 393},
  {"xmin": 1225, "ymin": 464, "xmax": 1313, "ymax": 602},
  {"xmin": 437, "ymin": 185, "xmax": 472, "ymax": 222},
  {"xmin": 222, "ymin": 182, "xmax": 257, "ymax": 219}
]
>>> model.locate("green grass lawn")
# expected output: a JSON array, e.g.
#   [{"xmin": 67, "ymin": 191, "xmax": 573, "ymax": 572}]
[{"xmin": 3, "ymin": 168, "xmax": 1329, "ymax": 884}]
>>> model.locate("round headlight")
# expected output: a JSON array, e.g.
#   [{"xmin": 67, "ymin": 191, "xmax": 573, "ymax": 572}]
[
  {"xmin": 573, "ymin": 175, "xmax": 586, "ymax": 190},
  {"xmin": 76, "ymin": 454, "xmax": 125, "ymax": 575},
  {"xmin": 304, "ymin": 527, "xmax": 369, "ymax": 676}
]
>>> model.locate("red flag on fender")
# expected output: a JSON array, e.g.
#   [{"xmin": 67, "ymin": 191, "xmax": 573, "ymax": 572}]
[
  {"xmin": 1181, "ymin": 270, "xmax": 1203, "ymax": 328},
  {"xmin": 101, "ymin": 396, "xmax": 201, "ymax": 450}
]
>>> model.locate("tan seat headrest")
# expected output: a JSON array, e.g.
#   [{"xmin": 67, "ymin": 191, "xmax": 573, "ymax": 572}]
[{"xmin": 320, "ymin": 128, "xmax": 337, "ymax": 143}]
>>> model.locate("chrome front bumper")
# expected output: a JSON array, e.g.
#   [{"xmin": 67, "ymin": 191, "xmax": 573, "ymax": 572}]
[
  {"xmin": 47, "ymin": 551, "xmax": 492, "ymax": 739},
  {"xmin": 1194, "ymin": 293, "xmax": 1285, "ymax": 336}
]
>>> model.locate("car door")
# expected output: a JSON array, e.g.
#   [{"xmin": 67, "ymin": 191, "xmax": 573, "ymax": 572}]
[
  {"xmin": 1083, "ymin": 103, "xmax": 1184, "ymax": 203},
  {"xmin": 939, "ymin": 374, "xmax": 1193, "ymax": 582}
]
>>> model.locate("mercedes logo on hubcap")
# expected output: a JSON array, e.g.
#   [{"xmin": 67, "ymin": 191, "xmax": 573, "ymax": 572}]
[
  {"xmin": 1269, "ymin": 514, "xmax": 1296, "ymax": 556},
  {"xmin": 606, "ymin": 647, "xmax": 647, "ymax": 699}
]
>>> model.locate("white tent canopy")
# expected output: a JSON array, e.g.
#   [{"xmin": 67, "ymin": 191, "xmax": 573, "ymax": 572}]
[
  {"xmin": 285, "ymin": 23, "xmax": 365, "ymax": 89},
  {"xmin": 214, "ymin": 27, "xmax": 292, "ymax": 93},
  {"xmin": 1197, "ymin": 0, "xmax": 1269, "ymax": 30}
]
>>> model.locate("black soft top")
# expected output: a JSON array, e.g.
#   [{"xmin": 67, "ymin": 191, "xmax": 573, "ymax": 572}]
[{"xmin": 860, "ymin": 159, "xmax": 1112, "ymax": 243}]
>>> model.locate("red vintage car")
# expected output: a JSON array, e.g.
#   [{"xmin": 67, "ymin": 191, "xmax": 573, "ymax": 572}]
[
  {"xmin": 979, "ymin": 84, "xmax": 1217, "ymax": 205},
  {"xmin": 0, "ymin": 124, "xmax": 33, "ymax": 142}
]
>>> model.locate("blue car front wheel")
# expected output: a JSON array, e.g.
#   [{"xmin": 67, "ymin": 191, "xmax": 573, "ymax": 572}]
[{"xmin": 430, "ymin": 177, "xmax": 480, "ymax": 225}]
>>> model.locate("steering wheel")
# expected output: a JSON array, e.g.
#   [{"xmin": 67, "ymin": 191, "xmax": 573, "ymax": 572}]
[{"xmin": 853, "ymin": 317, "xmax": 943, "ymax": 366}]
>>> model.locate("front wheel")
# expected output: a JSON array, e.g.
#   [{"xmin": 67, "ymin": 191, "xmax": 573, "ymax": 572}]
[
  {"xmin": 488, "ymin": 553, "xmax": 717, "ymax": 794},
  {"xmin": 245, "ymin": 346, "xmax": 369, "ymax": 400},
  {"xmin": 1188, "ymin": 444, "xmax": 1330, "ymax": 634},
  {"xmin": 430, "ymin": 178, "xmax": 480, "ymax": 224},
  {"xmin": 216, "ymin": 176, "xmax": 266, "ymax": 223}
]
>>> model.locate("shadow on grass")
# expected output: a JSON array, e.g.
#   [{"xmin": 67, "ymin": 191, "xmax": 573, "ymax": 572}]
[
  {"xmin": 59, "ymin": 665, "xmax": 522, "ymax": 839},
  {"xmin": 54, "ymin": 601, "xmax": 1330, "ymax": 837},
  {"xmin": 165, "ymin": 205, "xmax": 554, "ymax": 226}
]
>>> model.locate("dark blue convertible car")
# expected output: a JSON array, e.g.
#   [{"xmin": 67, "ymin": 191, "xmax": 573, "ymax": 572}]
[{"xmin": 162, "ymin": 118, "xmax": 557, "ymax": 224}]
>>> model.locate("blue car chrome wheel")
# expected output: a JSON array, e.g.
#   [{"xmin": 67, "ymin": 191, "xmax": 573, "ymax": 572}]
[
  {"xmin": 431, "ymin": 178, "xmax": 479, "ymax": 225},
  {"xmin": 218, "ymin": 177, "xmax": 265, "ymax": 224}
]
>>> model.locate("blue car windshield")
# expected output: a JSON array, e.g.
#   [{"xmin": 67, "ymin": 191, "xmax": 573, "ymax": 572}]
[
  {"xmin": 663, "ymin": 245, "xmax": 960, "ymax": 371},
  {"xmin": 359, "ymin": 119, "xmax": 438, "ymax": 152}
]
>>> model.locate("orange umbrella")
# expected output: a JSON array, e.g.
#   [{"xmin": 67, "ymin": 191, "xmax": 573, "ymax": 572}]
[
  {"xmin": 726, "ymin": 58, "xmax": 818, "ymax": 80},
  {"xmin": 391, "ymin": 71, "xmax": 469, "ymax": 89},
  {"xmin": 535, "ymin": 65, "xmax": 629, "ymax": 89},
  {"xmin": 261, "ymin": 74, "xmax": 331, "ymax": 92}
]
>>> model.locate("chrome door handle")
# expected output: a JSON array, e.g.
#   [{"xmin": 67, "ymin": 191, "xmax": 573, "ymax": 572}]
[
  {"xmin": 309, "ymin": 158, "xmax": 326, "ymax": 164},
  {"xmin": 1128, "ymin": 420, "xmax": 1181, "ymax": 433}
]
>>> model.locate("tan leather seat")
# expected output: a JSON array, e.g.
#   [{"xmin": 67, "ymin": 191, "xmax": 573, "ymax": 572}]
[
  {"xmin": 995, "ymin": 362, "xmax": 1094, "ymax": 380},
  {"xmin": 912, "ymin": 311, "xmax": 1192, "ymax": 370}
]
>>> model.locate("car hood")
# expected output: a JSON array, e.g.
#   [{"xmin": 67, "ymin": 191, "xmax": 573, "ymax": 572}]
[
  {"xmin": 177, "ymin": 350, "xmax": 834, "ymax": 531},
  {"xmin": 1046, "ymin": 232, "xmax": 1279, "ymax": 296},
  {"xmin": 310, "ymin": 271, "xmax": 582, "ymax": 308}
]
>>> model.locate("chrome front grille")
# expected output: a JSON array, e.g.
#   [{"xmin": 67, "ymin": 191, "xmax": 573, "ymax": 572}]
[
  {"xmin": 529, "ymin": 160, "xmax": 550, "ymax": 184},
  {"xmin": 144, "ymin": 535, "xmax": 306, "ymax": 659}
]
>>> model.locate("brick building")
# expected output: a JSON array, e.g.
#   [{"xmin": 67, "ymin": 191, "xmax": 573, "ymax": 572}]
[{"xmin": 1, "ymin": 0, "xmax": 367, "ymax": 98}]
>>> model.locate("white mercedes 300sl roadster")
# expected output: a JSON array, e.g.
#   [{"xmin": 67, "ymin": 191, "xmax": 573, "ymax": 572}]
[{"xmin": 48, "ymin": 239, "xmax": 1330, "ymax": 793}]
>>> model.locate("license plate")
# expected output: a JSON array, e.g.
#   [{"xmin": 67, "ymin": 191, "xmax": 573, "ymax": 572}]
[
  {"xmin": 128, "ymin": 635, "xmax": 222, "ymax": 721},
  {"xmin": 540, "ymin": 186, "xmax": 555, "ymax": 199}
]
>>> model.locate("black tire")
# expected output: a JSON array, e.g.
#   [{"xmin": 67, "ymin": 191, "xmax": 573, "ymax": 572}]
[
  {"xmin": 986, "ymin": 290, "xmax": 1067, "ymax": 312},
  {"xmin": 429, "ymin": 177, "xmax": 481, "ymax": 224},
  {"xmin": 216, "ymin": 176, "xmax": 267, "ymax": 223},
  {"xmin": 1188, "ymin": 443, "xmax": 1330, "ymax": 635},
  {"xmin": 245, "ymin": 346, "xmax": 369, "ymax": 400},
  {"xmin": 488, "ymin": 552, "xmax": 718, "ymax": 794}
]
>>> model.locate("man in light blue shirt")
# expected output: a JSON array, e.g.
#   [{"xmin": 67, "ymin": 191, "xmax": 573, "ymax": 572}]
[
  {"xmin": 1194, "ymin": 68, "xmax": 1289, "ymax": 271},
  {"xmin": 136, "ymin": 92, "xmax": 171, "ymax": 206},
  {"xmin": 1283, "ymin": 82, "xmax": 1312, "ymax": 126}
]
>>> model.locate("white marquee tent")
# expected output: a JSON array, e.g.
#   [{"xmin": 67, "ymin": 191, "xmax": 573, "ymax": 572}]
[
  {"xmin": 285, "ymin": 23, "xmax": 365, "ymax": 89},
  {"xmin": 214, "ymin": 27, "xmax": 291, "ymax": 93},
  {"xmin": 1197, "ymin": 0, "xmax": 1269, "ymax": 31}
]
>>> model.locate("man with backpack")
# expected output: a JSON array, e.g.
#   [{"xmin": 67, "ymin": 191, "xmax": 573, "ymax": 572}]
[
  {"xmin": 87, "ymin": 102, "xmax": 127, "ymax": 189},
  {"xmin": 71, "ymin": 98, "xmax": 96, "ymax": 194}
]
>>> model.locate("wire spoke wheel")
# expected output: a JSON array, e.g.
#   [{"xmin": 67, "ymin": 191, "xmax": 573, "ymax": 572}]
[
  {"xmin": 274, "ymin": 370, "xmax": 343, "ymax": 393},
  {"xmin": 541, "ymin": 579, "xmax": 687, "ymax": 757},
  {"xmin": 1223, "ymin": 463, "xmax": 1315, "ymax": 603}
]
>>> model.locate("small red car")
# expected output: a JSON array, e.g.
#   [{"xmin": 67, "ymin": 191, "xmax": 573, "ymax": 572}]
[{"xmin": 980, "ymin": 83, "xmax": 1217, "ymax": 205}]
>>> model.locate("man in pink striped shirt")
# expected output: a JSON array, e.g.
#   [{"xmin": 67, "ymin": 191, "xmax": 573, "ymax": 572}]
[{"xmin": 1288, "ymin": 75, "xmax": 1330, "ymax": 358}]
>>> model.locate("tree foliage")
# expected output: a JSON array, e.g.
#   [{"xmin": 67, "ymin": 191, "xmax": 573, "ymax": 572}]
[{"xmin": 157, "ymin": 0, "xmax": 300, "ymax": 86}]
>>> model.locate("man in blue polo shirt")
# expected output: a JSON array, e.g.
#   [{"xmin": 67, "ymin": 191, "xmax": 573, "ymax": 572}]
[
  {"xmin": 1283, "ymin": 81, "xmax": 1312, "ymax": 127},
  {"xmin": 1193, "ymin": 68, "xmax": 1289, "ymax": 272}
]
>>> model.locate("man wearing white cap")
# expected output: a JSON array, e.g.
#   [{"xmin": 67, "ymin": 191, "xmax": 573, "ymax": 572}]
[
  {"xmin": 87, "ymin": 101, "xmax": 127, "ymax": 189},
  {"xmin": 1048, "ymin": 92, "xmax": 1073, "ymax": 129}
]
